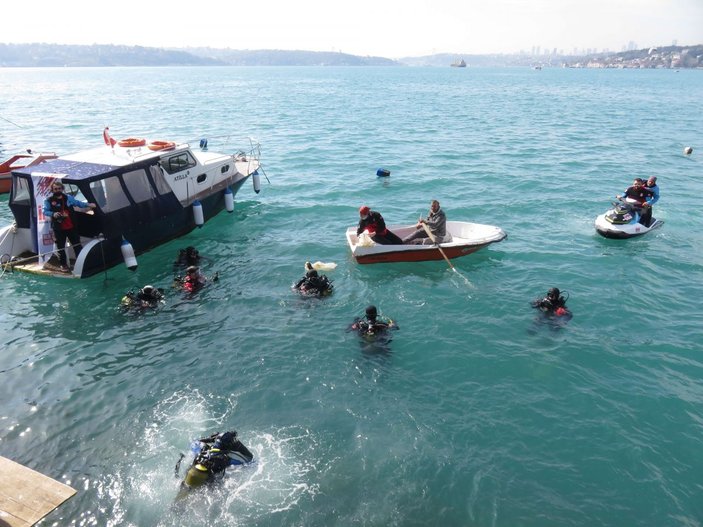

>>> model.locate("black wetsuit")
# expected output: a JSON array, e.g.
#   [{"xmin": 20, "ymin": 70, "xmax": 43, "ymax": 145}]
[
  {"xmin": 532, "ymin": 295, "xmax": 570, "ymax": 317},
  {"xmin": 350, "ymin": 317, "xmax": 397, "ymax": 336},
  {"xmin": 294, "ymin": 273, "xmax": 333, "ymax": 296}
]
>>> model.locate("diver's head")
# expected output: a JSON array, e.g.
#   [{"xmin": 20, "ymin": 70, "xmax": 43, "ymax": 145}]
[
  {"xmin": 359, "ymin": 205, "xmax": 370, "ymax": 219},
  {"xmin": 141, "ymin": 285, "xmax": 155, "ymax": 296},
  {"xmin": 547, "ymin": 287, "xmax": 560, "ymax": 300},
  {"xmin": 647, "ymin": 176, "xmax": 657, "ymax": 186},
  {"xmin": 185, "ymin": 246, "xmax": 199, "ymax": 260},
  {"xmin": 214, "ymin": 431, "xmax": 238, "ymax": 450},
  {"xmin": 186, "ymin": 265, "xmax": 199, "ymax": 275},
  {"xmin": 306, "ymin": 269, "xmax": 318, "ymax": 278},
  {"xmin": 365, "ymin": 305, "xmax": 378, "ymax": 321}
]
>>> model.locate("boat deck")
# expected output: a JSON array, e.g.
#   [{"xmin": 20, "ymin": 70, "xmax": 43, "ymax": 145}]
[
  {"xmin": 2, "ymin": 257, "xmax": 77, "ymax": 278},
  {"xmin": 0, "ymin": 455, "xmax": 76, "ymax": 526}
]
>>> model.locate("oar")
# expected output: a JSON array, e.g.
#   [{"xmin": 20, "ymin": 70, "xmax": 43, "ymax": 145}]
[{"xmin": 422, "ymin": 223, "xmax": 456, "ymax": 272}]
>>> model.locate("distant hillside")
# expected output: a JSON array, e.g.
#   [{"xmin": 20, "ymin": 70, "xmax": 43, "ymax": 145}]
[
  {"xmin": 0, "ymin": 43, "xmax": 223, "ymax": 67},
  {"xmin": 183, "ymin": 47, "xmax": 399, "ymax": 66},
  {"xmin": 0, "ymin": 43, "xmax": 398, "ymax": 67}
]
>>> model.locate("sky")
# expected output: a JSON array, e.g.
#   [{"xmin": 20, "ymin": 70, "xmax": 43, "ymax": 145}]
[{"xmin": 3, "ymin": 0, "xmax": 702, "ymax": 58}]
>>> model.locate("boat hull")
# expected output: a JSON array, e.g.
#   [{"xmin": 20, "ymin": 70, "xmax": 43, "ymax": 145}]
[
  {"xmin": 0, "ymin": 153, "xmax": 58, "ymax": 194},
  {"xmin": 0, "ymin": 174, "xmax": 10, "ymax": 194},
  {"xmin": 594, "ymin": 214, "xmax": 663, "ymax": 239},
  {"xmin": 353, "ymin": 243, "xmax": 497, "ymax": 264},
  {"xmin": 347, "ymin": 221, "xmax": 507, "ymax": 265}
]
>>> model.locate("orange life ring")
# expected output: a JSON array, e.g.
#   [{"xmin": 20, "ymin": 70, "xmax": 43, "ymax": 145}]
[
  {"xmin": 147, "ymin": 140, "xmax": 176, "ymax": 151},
  {"xmin": 117, "ymin": 137, "xmax": 147, "ymax": 147}
]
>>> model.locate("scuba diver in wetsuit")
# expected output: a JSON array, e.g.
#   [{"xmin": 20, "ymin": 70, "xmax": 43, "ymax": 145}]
[
  {"xmin": 121, "ymin": 285, "xmax": 164, "ymax": 310},
  {"xmin": 349, "ymin": 305, "xmax": 398, "ymax": 336},
  {"xmin": 531, "ymin": 287, "xmax": 571, "ymax": 317},
  {"xmin": 175, "ymin": 430, "xmax": 254, "ymax": 501},
  {"xmin": 175, "ymin": 265, "xmax": 219, "ymax": 293},
  {"xmin": 173, "ymin": 246, "xmax": 201, "ymax": 272},
  {"xmin": 293, "ymin": 268, "xmax": 334, "ymax": 297}
]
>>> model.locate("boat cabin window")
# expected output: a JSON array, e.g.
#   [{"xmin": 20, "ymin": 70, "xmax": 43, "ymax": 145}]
[
  {"xmin": 149, "ymin": 165, "xmax": 172, "ymax": 195},
  {"xmin": 89, "ymin": 176, "xmax": 130, "ymax": 212},
  {"xmin": 10, "ymin": 177, "xmax": 31, "ymax": 204},
  {"xmin": 196, "ymin": 174, "xmax": 207, "ymax": 183},
  {"xmin": 63, "ymin": 183, "xmax": 88, "ymax": 203},
  {"xmin": 161, "ymin": 152, "xmax": 196, "ymax": 175},
  {"xmin": 220, "ymin": 164, "xmax": 230, "ymax": 174},
  {"xmin": 123, "ymin": 169, "xmax": 157, "ymax": 203}
]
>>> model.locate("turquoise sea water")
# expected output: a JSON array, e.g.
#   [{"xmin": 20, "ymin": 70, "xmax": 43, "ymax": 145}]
[{"xmin": 1, "ymin": 66, "xmax": 702, "ymax": 526}]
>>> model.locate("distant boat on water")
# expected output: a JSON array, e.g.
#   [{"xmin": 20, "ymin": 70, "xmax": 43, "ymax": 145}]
[{"xmin": 450, "ymin": 58, "xmax": 467, "ymax": 68}]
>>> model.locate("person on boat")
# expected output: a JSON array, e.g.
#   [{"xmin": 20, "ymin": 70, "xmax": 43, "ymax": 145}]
[
  {"xmin": 402, "ymin": 199, "xmax": 451, "ymax": 245},
  {"xmin": 121, "ymin": 285, "xmax": 164, "ymax": 310},
  {"xmin": 531, "ymin": 287, "xmax": 570, "ymax": 317},
  {"xmin": 616, "ymin": 178, "xmax": 653, "ymax": 224},
  {"xmin": 641, "ymin": 176, "xmax": 660, "ymax": 227},
  {"xmin": 293, "ymin": 267, "xmax": 334, "ymax": 297},
  {"xmin": 349, "ymin": 305, "xmax": 398, "ymax": 336},
  {"xmin": 42, "ymin": 180, "xmax": 97, "ymax": 272},
  {"xmin": 175, "ymin": 430, "xmax": 254, "ymax": 501},
  {"xmin": 357, "ymin": 206, "xmax": 403, "ymax": 245},
  {"xmin": 174, "ymin": 246, "xmax": 201, "ymax": 270}
]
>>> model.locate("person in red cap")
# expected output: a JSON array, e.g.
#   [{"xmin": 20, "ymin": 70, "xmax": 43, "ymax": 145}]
[{"xmin": 356, "ymin": 206, "xmax": 403, "ymax": 245}]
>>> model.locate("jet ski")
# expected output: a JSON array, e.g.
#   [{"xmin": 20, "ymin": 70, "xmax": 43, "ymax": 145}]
[{"xmin": 594, "ymin": 198, "xmax": 663, "ymax": 239}]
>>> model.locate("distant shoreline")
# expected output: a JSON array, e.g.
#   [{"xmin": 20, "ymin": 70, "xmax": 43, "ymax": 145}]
[{"xmin": 1, "ymin": 43, "xmax": 701, "ymax": 69}]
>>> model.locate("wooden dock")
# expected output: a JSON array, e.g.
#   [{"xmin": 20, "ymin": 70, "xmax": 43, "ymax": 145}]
[{"xmin": 0, "ymin": 456, "xmax": 76, "ymax": 526}]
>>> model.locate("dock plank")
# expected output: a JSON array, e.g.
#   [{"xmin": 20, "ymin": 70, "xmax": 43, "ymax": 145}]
[{"xmin": 0, "ymin": 456, "xmax": 76, "ymax": 526}]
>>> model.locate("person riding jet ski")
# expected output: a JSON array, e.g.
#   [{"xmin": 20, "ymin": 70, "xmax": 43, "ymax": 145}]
[{"xmin": 174, "ymin": 430, "xmax": 254, "ymax": 501}]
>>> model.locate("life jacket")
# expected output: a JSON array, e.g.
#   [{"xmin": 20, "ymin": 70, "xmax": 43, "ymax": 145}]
[
  {"xmin": 623, "ymin": 186, "xmax": 653, "ymax": 205},
  {"xmin": 46, "ymin": 193, "xmax": 74, "ymax": 230}
]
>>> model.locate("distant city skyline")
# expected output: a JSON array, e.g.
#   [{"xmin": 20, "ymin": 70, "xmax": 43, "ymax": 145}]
[{"xmin": 2, "ymin": 0, "xmax": 702, "ymax": 59}]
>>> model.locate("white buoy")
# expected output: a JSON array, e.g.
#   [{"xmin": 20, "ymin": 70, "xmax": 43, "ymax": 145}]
[
  {"xmin": 121, "ymin": 238, "xmax": 138, "ymax": 271},
  {"xmin": 192, "ymin": 200, "xmax": 204, "ymax": 227},
  {"xmin": 252, "ymin": 172, "xmax": 261, "ymax": 194},
  {"xmin": 224, "ymin": 187, "xmax": 234, "ymax": 212},
  {"xmin": 684, "ymin": 146, "xmax": 693, "ymax": 156}
]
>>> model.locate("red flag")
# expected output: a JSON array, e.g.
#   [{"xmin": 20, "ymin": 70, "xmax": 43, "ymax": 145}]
[{"xmin": 103, "ymin": 127, "xmax": 116, "ymax": 147}]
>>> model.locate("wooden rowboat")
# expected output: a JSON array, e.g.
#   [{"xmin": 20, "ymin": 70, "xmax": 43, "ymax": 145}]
[{"xmin": 346, "ymin": 221, "xmax": 507, "ymax": 264}]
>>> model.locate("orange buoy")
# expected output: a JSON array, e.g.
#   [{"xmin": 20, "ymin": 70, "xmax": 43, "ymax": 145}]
[
  {"xmin": 117, "ymin": 137, "xmax": 147, "ymax": 148},
  {"xmin": 147, "ymin": 140, "xmax": 176, "ymax": 151}
]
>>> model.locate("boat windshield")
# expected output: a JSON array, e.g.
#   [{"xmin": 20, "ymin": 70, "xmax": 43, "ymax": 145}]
[{"xmin": 160, "ymin": 152, "xmax": 196, "ymax": 175}]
